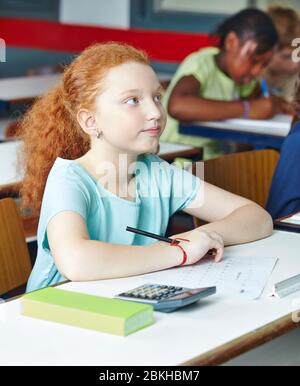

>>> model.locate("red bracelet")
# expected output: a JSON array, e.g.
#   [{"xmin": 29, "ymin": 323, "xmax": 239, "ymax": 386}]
[{"xmin": 170, "ymin": 238, "xmax": 190, "ymax": 266}]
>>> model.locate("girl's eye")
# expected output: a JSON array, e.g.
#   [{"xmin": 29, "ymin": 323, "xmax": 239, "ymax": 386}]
[
  {"xmin": 126, "ymin": 97, "xmax": 140, "ymax": 105},
  {"xmin": 154, "ymin": 94, "xmax": 162, "ymax": 103}
]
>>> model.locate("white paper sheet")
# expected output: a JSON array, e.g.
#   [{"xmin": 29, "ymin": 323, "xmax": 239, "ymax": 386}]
[
  {"xmin": 142, "ymin": 255, "xmax": 278, "ymax": 300},
  {"xmin": 281, "ymin": 213, "xmax": 300, "ymax": 225}
]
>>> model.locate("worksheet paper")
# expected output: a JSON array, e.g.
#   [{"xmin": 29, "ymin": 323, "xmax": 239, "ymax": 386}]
[
  {"xmin": 281, "ymin": 213, "xmax": 300, "ymax": 225},
  {"xmin": 142, "ymin": 255, "xmax": 278, "ymax": 300}
]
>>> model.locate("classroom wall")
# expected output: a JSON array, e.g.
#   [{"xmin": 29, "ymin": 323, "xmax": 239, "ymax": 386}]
[
  {"xmin": 1, "ymin": 0, "xmax": 300, "ymax": 79},
  {"xmin": 60, "ymin": 0, "xmax": 131, "ymax": 28},
  {"xmin": 0, "ymin": 0, "xmax": 132, "ymax": 78}
]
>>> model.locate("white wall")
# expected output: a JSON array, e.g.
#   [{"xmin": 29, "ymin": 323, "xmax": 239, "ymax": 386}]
[
  {"xmin": 60, "ymin": 0, "xmax": 131, "ymax": 29},
  {"xmin": 159, "ymin": 0, "xmax": 248, "ymax": 15}
]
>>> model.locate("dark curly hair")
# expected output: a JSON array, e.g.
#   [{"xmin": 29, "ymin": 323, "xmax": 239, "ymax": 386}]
[
  {"xmin": 216, "ymin": 8, "xmax": 278, "ymax": 55},
  {"xmin": 293, "ymin": 72, "xmax": 300, "ymax": 122}
]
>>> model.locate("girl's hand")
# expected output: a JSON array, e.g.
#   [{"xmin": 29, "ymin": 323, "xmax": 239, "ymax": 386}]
[
  {"xmin": 170, "ymin": 228, "xmax": 224, "ymax": 265},
  {"xmin": 270, "ymin": 95, "xmax": 294, "ymax": 116},
  {"xmin": 249, "ymin": 97, "xmax": 292, "ymax": 119}
]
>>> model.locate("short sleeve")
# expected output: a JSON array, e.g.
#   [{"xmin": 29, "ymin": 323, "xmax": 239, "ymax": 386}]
[
  {"xmin": 145, "ymin": 155, "xmax": 200, "ymax": 216},
  {"xmin": 168, "ymin": 163, "xmax": 200, "ymax": 215},
  {"xmin": 38, "ymin": 165, "xmax": 90, "ymax": 252},
  {"xmin": 173, "ymin": 51, "xmax": 210, "ymax": 88},
  {"xmin": 239, "ymin": 79, "xmax": 258, "ymax": 98}
]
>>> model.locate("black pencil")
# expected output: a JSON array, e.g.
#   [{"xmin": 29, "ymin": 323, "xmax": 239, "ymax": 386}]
[
  {"xmin": 126, "ymin": 226, "xmax": 214, "ymax": 255},
  {"xmin": 126, "ymin": 226, "xmax": 179, "ymax": 244}
]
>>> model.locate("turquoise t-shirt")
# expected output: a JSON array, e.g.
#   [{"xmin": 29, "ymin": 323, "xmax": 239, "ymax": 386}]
[{"xmin": 26, "ymin": 154, "xmax": 200, "ymax": 292}]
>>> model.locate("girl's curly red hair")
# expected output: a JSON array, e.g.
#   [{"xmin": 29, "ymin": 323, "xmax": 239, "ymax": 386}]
[{"xmin": 18, "ymin": 42, "xmax": 149, "ymax": 214}]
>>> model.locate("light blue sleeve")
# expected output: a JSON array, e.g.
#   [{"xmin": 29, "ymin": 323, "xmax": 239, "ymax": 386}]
[
  {"xmin": 38, "ymin": 166, "xmax": 90, "ymax": 252},
  {"xmin": 147, "ymin": 155, "xmax": 201, "ymax": 216},
  {"xmin": 168, "ymin": 163, "xmax": 200, "ymax": 215}
]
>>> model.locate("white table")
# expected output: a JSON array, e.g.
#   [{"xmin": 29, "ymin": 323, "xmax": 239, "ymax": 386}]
[
  {"xmin": 196, "ymin": 115, "xmax": 292, "ymax": 137},
  {"xmin": 159, "ymin": 141, "xmax": 197, "ymax": 155},
  {"xmin": 0, "ymin": 72, "xmax": 170, "ymax": 104},
  {"xmin": 0, "ymin": 230, "xmax": 299, "ymax": 365},
  {"xmin": 0, "ymin": 140, "xmax": 22, "ymax": 187},
  {"xmin": 0, "ymin": 140, "xmax": 199, "ymax": 188},
  {"xmin": 0, "ymin": 74, "xmax": 61, "ymax": 102},
  {"xmin": 179, "ymin": 114, "xmax": 292, "ymax": 150},
  {"xmin": 0, "ymin": 118, "xmax": 17, "ymax": 140}
]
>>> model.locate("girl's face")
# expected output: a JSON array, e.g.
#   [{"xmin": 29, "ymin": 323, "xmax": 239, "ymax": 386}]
[
  {"xmin": 223, "ymin": 33, "xmax": 275, "ymax": 84},
  {"xmin": 94, "ymin": 62, "xmax": 166, "ymax": 155},
  {"xmin": 267, "ymin": 47, "xmax": 300, "ymax": 76}
]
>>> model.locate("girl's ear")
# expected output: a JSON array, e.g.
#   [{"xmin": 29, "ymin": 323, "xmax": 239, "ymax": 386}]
[
  {"xmin": 77, "ymin": 109, "xmax": 98, "ymax": 136},
  {"xmin": 224, "ymin": 31, "xmax": 241, "ymax": 54}
]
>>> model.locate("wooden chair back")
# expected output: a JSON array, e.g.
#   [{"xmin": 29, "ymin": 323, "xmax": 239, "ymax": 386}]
[
  {"xmin": 192, "ymin": 150, "xmax": 279, "ymax": 226},
  {"xmin": 0, "ymin": 198, "xmax": 32, "ymax": 295}
]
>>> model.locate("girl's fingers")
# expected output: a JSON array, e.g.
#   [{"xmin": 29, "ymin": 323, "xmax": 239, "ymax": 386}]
[
  {"xmin": 214, "ymin": 248, "xmax": 224, "ymax": 263},
  {"xmin": 209, "ymin": 231, "xmax": 224, "ymax": 247},
  {"xmin": 211, "ymin": 240, "xmax": 224, "ymax": 263}
]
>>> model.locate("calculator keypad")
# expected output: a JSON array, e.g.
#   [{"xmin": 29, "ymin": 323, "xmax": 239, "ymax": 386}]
[
  {"xmin": 119, "ymin": 284, "xmax": 184, "ymax": 301},
  {"xmin": 116, "ymin": 283, "xmax": 217, "ymax": 312}
]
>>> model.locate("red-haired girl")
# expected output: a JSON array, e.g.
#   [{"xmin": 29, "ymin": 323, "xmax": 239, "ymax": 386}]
[{"xmin": 19, "ymin": 43, "xmax": 272, "ymax": 292}]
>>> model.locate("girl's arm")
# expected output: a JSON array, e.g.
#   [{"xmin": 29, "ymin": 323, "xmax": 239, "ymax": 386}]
[
  {"xmin": 47, "ymin": 211, "xmax": 224, "ymax": 281},
  {"xmin": 183, "ymin": 181, "xmax": 273, "ymax": 246},
  {"xmin": 167, "ymin": 75, "xmax": 288, "ymax": 121}
]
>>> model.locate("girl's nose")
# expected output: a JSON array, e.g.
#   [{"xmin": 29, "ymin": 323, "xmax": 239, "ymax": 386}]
[{"xmin": 146, "ymin": 100, "xmax": 162, "ymax": 121}]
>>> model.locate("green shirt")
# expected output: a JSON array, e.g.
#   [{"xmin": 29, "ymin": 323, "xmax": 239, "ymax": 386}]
[{"xmin": 160, "ymin": 47, "xmax": 257, "ymax": 158}]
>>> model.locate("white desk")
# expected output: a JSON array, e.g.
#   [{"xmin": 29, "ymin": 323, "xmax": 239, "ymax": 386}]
[
  {"xmin": 0, "ymin": 140, "xmax": 199, "ymax": 188},
  {"xmin": 159, "ymin": 142, "xmax": 195, "ymax": 155},
  {"xmin": 0, "ymin": 72, "xmax": 170, "ymax": 104},
  {"xmin": 157, "ymin": 72, "xmax": 172, "ymax": 83},
  {"xmin": 0, "ymin": 140, "xmax": 22, "ymax": 186},
  {"xmin": 0, "ymin": 74, "xmax": 61, "ymax": 102},
  {"xmin": 0, "ymin": 118, "xmax": 16, "ymax": 140},
  {"xmin": 196, "ymin": 115, "xmax": 292, "ymax": 137},
  {"xmin": 0, "ymin": 231, "xmax": 299, "ymax": 365},
  {"xmin": 179, "ymin": 114, "xmax": 292, "ymax": 150}
]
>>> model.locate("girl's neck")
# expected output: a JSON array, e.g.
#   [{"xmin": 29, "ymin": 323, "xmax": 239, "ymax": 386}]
[{"xmin": 78, "ymin": 145, "xmax": 138, "ymax": 188}]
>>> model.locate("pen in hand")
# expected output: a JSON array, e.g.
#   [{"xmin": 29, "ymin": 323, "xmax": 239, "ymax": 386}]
[
  {"xmin": 260, "ymin": 79, "xmax": 270, "ymax": 98},
  {"xmin": 126, "ymin": 226, "xmax": 215, "ymax": 256}
]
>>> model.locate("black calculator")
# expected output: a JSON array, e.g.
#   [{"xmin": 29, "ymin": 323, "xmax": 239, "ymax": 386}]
[{"xmin": 116, "ymin": 283, "xmax": 216, "ymax": 313}]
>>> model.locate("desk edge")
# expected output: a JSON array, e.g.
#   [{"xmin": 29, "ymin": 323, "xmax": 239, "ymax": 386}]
[{"xmin": 179, "ymin": 312, "xmax": 299, "ymax": 366}]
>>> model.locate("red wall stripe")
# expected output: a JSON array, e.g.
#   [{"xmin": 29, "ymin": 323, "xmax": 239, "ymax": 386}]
[{"xmin": 0, "ymin": 18, "xmax": 218, "ymax": 63}]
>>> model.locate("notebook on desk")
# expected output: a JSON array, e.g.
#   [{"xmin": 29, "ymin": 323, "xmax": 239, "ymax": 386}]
[
  {"xmin": 21, "ymin": 287, "xmax": 154, "ymax": 336},
  {"xmin": 274, "ymin": 212, "xmax": 300, "ymax": 233}
]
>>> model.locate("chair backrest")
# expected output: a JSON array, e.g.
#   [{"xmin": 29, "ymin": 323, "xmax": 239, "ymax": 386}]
[
  {"xmin": 192, "ymin": 149, "xmax": 279, "ymax": 224},
  {"xmin": 0, "ymin": 198, "xmax": 32, "ymax": 295}
]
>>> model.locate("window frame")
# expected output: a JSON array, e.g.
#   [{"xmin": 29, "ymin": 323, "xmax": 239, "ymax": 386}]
[
  {"xmin": 130, "ymin": 0, "xmax": 258, "ymax": 32},
  {"xmin": 0, "ymin": 0, "xmax": 59, "ymax": 21}
]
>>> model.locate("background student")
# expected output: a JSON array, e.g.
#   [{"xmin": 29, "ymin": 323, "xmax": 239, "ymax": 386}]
[
  {"xmin": 267, "ymin": 73, "xmax": 300, "ymax": 219},
  {"xmin": 161, "ymin": 8, "xmax": 290, "ymax": 159},
  {"xmin": 18, "ymin": 42, "xmax": 273, "ymax": 292},
  {"xmin": 261, "ymin": 6, "xmax": 300, "ymax": 102}
]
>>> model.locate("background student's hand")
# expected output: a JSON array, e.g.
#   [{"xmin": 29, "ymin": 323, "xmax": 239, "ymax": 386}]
[
  {"xmin": 249, "ymin": 96, "xmax": 293, "ymax": 119},
  {"xmin": 170, "ymin": 228, "xmax": 224, "ymax": 265},
  {"xmin": 270, "ymin": 95, "xmax": 295, "ymax": 116}
]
